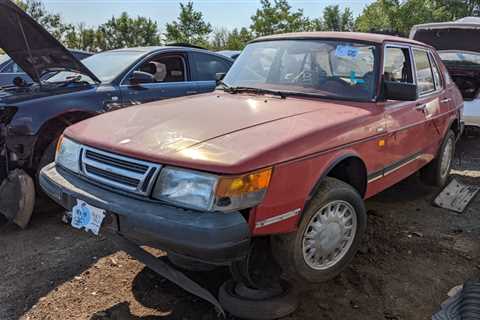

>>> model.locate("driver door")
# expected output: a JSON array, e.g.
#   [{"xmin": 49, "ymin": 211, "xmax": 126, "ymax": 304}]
[
  {"xmin": 120, "ymin": 52, "xmax": 196, "ymax": 106},
  {"xmin": 382, "ymin": 45, "xmax": 431, "ymax": 183}
]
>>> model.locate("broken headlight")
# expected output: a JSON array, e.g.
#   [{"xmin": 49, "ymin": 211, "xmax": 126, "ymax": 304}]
[
  {"xmin": 55, "ymin": 136, "xmax": 82, "ymax": 174},
  {"xmin": 152, "ymin": 166, "xmax": 272, "ymax": 212}
]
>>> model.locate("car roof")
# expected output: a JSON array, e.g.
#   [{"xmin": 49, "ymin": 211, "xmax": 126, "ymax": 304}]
[
  {"xmin": 252, "ymin": 31, "xmax": 429, "ymax": 47},
  {"xmin": 106, "ymin": 46, "xmax": 233, "ymax": 61}
]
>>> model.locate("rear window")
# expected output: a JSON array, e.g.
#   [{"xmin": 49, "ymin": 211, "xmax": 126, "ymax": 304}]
[
  {"xmin": 191, "ymin": 52, "xmax": 231, "ymax": 81},
  {"xmin": 413, "ymin": 49, "xmax": 435, "ymax": 95}
]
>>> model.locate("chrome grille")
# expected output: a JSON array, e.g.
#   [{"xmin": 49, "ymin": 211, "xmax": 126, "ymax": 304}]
[{"xmin": 81, "ymin": 147, "xmax": 161, "ymax": 195}]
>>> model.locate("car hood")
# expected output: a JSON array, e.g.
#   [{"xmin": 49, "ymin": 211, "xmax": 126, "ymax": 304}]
[
  {"xmin": 0, "ymin": 82, "xmax": 94, "ymax": 105},
  {"xmin": 0, "ymin": 0, "xmax": 99, "ymax": 83},
  {"xmin": 66, "ymin": 92, "xmax": 379, "ymax": 173},
  {"xmin": 410, "ymin": 17, "xmax": 480, "ymax": 53}
]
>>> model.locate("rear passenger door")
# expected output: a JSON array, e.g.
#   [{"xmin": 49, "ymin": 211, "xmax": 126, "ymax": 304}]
[
  {"xmin": 120, "ymin": 52, "xmax": 197, "ymax": 106},
  {"xmin": 411, "ymin": 48, "xmax": 447, "ymax": 158},
  {"xmin": 189, "ymin": 51, "xmax": 232, "ymax": 93}
]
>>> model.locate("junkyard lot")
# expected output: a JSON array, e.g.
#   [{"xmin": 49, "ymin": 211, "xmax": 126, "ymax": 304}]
[{"xmin": 0, "ymin": 136, "xmax": 479, "ymax": 320}]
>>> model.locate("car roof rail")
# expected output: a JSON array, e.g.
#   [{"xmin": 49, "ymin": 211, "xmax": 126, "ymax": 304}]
[{"xmin": 165, "ymin": 42, "xmax": 207, "ymax": 50}]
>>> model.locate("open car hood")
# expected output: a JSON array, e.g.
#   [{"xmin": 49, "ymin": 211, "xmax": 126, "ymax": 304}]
[
  {"xmin": 0, "ymin": 0, "xmax": 99, "ymax": 83},
  {"xmin": 410, "ymin": 17, "xmax": 480, "ymax": 53}
]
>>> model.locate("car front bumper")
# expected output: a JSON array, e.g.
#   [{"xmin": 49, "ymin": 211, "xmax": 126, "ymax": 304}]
[{"xmin": 39, "ymin": 163, "xmax": 251, "ymax": 265}]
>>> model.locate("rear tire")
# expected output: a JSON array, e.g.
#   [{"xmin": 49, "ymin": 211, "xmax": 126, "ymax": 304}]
[
  {"xmin": 420, "ymin": 130, "xmax": 455, "ymax": 188},
  {"xmin": 271, "ymin": 177, "xmax": 366, "ymax": 283}
]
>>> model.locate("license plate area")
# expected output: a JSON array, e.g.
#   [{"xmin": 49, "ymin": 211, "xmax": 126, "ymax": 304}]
[{"xmin": 70, "ymin": 199, "xmax": 106, "ymax": 235}]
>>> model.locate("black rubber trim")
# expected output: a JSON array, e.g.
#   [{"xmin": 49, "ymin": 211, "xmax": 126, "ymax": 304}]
[
  {"xmin": 39, "ymin": 163, "xmax": 251, "ymax": 264},
  {"xmin": 367, "ymin": 150, "xmax": 423, "ymax": 182}
]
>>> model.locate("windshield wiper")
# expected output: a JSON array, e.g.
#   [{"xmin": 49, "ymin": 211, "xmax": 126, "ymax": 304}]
[{"xmin": 222, "ymin": 85, "xmax": 287, "ymax": 99}]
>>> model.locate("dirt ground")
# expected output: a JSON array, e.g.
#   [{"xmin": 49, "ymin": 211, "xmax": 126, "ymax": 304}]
[{"xmin": 1, "ymin": 135, "xmax": 479, "ymax": 320}]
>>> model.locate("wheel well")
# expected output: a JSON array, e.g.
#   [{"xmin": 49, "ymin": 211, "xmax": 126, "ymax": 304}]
[
  {"xmin": 324, "ymin": 156, "xmax": 367, "ymax": 197},
  {"xmin": 449, "ymin": 118, "xmax": 460, "ymax": 138},
  {"xmin": 32, "ymin": 111, "xmax": 93, "ymax": 168}
]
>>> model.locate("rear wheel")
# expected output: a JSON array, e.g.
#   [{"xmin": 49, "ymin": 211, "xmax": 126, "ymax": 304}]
[
  {"xmin": 421, "ymin": 130, "xmax": 455, "ymax": 187},
  {"xmin": 271, "ymin": 177, "xmax": 367, "ymax": 283}
]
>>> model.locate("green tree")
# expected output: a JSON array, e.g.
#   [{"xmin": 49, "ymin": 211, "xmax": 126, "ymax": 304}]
[
  {"xmin": 355, "ymin": 1, "xmax": 392, "ymax": 33},
  {"xmin": 97, "ymin": 12, "xmax": 161, "ymax": 50},
  {"xmin": 210, "ymin": 27, "xmax": 230, "ymax": 50},
  {"xmin": 164, "ymin": 2, "xmax": 212, "ymax": 46},
  {"xmin": 15, "ymin": 0, "xmax": 73, "ymax": 43},
  {"xmin": 250, "ymin": 0, "xmax": 311, "ymax": 36},
  {"xmin": 225, "ymin": 27, "xmax": 254, "ymax": 50},
  {"xmin": 355, "ymin": 0, "xmax": 479, "ymax": 36},
  {"xmin": 323, "ymin": 5, "xmax": 354, "ymax": 31}
]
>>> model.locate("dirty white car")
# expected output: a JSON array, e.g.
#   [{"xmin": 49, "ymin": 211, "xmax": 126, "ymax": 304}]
[{"xmin": 411, "ymin": 17, "xmax": 480, "ymax": 130}]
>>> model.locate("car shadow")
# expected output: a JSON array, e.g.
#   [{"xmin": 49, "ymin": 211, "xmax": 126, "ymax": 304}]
[
  {"xmin": 0, "ymin": 209, "xmax": 116, "ymax": 320},
  {"xmin": 90, "ymin": 257, "xmax": 230, "ymax": 320}
]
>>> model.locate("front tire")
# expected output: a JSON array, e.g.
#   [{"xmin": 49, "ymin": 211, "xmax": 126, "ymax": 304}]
[
  {"xmin": 271, "ymin": 177, "xmax": 367, "ymax": 283},
  {"xmin": 420, "ymin": 130, "xmax": 456, "ymax": 187}
]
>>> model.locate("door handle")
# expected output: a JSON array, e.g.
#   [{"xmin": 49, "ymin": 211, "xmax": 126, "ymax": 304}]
[
  {"xmin": 440, "ymin": 98, "xmax": 451, "ymax": 103},
  {"xmin": 186, "ymin": 90, "xmax": 198, "ymax": 94},
  {"xmin": 415, "ymin": 103, "xmax": 427, "ymax": 111}
]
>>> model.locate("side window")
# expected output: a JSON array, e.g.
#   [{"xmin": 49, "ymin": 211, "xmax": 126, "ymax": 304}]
[
  {"xmin": 383, "ymin": 47, "xmax": 413, "ymax": 83},
  {"xmin": 191, "ymin": 52, "xmax": 230, "ymax": 81},
  {"xmin": 413, "ymin": 49, "xmax": 435, "ymax": 95},
  {"xmin": 137, "ymin": 55, "xmax": 186, "ymax": 83},
  {"xmin": 1, "ymin": 62, "xmax": 22, "ymax": 73},
  {"xmin": 429, "ymin": 53, "xmax": 442, "ymax": 90}
]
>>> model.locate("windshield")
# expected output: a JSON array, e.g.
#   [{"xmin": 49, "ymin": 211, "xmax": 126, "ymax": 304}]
[
  {"xmin": 439, "ymin": 51, "xmax": 480, "ymax": 67},
  {"xmin": 46, "ymin": 50, "xmax": 145, "ymax": 83},
  {"xmin": 223, "ymin": 40, "xmax": 378, "ymax": 101}
]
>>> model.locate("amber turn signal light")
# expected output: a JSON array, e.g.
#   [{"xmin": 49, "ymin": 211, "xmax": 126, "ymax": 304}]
[{"xmin": 215, "ymin": 167, "xmax": 272, "ymax": 198}]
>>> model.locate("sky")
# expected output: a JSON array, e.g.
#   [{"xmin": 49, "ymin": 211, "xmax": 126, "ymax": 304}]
[{"xmin": 42, "ymin": 0, "xmax": 374, "ymax": 30}]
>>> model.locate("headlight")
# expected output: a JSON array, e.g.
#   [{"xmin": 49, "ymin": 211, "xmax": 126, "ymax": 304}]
[
  {"xmin": 152, "ymin": 167, "xmax": 218, "ymax": 210},
  {"xmin": 55, "ymin": 136, "xmax": 82, "ymax": 173},
  {"xmin": 152, "ymin": 166, "xmax": 272, "ymax": 212}
]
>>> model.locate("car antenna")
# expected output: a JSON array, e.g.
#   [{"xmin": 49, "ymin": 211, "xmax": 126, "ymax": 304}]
[{"xmin": 15, "ymin": 13, "xmax": 42, "ymax": 88}]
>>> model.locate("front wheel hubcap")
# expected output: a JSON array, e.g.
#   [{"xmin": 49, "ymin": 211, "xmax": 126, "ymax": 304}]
[
  {"xmin": 440, "ymin": 138, "xmax": 454, "ymax": 178},
  {"xmin": 302, "ymin": 200, "xmax": 357, "ymax": 270}
]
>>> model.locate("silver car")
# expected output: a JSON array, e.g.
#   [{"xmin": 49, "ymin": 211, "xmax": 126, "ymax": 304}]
[{"xmin": 411, "ymin": 17, "xmax": 480, "ymax": 129}]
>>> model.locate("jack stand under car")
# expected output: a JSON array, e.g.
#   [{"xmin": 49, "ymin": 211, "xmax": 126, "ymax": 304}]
[
  {"xmin": 0, "ymin": 169, "xmax": 35, "ymax": 229},
  {"xmin": 219, "ymin": 239, "xmax": 299, "ymax": 319},
  {"xmin": 111, "ymin": 229, "xmax": 299, "ymax": 320}
]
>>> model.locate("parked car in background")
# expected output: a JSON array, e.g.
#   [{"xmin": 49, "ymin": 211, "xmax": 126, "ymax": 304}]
[
  {"xmin": 0, "ymin": 49, "xmax": 92, "ymax": 87},
  {"xmin": 40, "ymin": 32, "xmax": 463, "ymax": 319},
  {"xmin": 411, "ymin": 17, "xmax": 480, "ymax": 130},
  {"xmin": 217, "ymin": 50, "xmax": 241, "ymax": 60},
  {"xmin": 0, "ymin": 0, "xmax": 233, "ymax": 228}
]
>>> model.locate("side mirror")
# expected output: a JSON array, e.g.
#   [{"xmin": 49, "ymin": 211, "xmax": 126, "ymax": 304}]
[
  {"xmin": 129, "ymin": 71, "xmax": 155, "ymax": 85},
  {"xmin": 215, "ymin": 72, "xmax": 226, "ymax": 85},
  {"xmin": 384, "ymin": 81, "xmax": 418, "ymax": 101}
]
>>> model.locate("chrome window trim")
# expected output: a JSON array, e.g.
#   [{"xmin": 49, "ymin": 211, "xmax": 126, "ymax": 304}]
[{"xmin": 411, "ymin": 47, "xmax": 440, "ymax": 97}]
